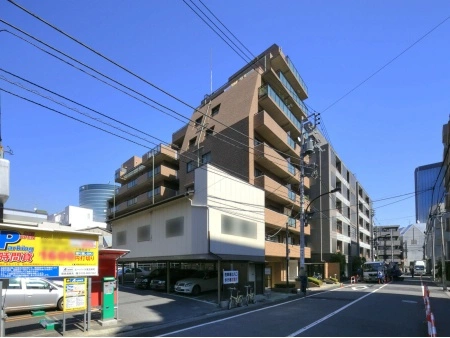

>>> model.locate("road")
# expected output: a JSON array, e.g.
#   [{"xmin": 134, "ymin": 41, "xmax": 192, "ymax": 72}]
[
  {"xmin": 4, "ymin": 276, "xmax": 448, "ymax": 337},
  {"xmin": 141, "ymin": 278, "xmax": 432, "ymax": 337}
]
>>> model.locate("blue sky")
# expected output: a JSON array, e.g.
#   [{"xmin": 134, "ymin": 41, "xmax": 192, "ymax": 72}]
[{"xmin": 1, "ymin": 1, "xmax": 449, "ymax": 228}]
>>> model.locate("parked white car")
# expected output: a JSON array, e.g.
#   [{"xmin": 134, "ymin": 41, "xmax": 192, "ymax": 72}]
[
  {"xmin": 1, "ymin": 277, "xmax": 64, "ymax": 314},
  {"xmin": 174, "ymin": 270, "xmax": 218, "ymax": 295}
]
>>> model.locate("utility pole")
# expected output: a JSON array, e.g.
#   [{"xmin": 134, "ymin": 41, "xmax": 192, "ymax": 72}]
[
  {"xmin": 297, "ymin": 114, "xmax": 320, "ymax": 280},
  {"xmin": 439, "ymin": 213, "xmax": 447, "ymax": 291},
  {"xmin": 286, "ymin": 221, "xmax": 290, "ymax": 288},
  {"xmin": 432, "ymin": 217, "xmax": 436, "ymax": 281},
  {"xmin": 391, "ymin": 228, "xmax": 394, "ymax": 263}
]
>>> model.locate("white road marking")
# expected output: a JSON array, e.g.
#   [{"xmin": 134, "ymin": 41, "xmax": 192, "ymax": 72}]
[
  {"xmin": 159, "ymin": 286, "xmax": 343, "ymax": 337},
  {"xmin": 402, "ymin": 300, "xmax": 418, "ymax": 304},
  {"xmin": 288, "ymin": 284, "xmax": 387, "ymax": 336}
]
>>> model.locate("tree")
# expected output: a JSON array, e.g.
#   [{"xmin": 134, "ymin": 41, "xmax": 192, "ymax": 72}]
[
  {"xmin": 351, "ymin": 256, "xmax": 366, "ymax": 275},
  {"xmin": 330, "ymin": 252, "xmax": 346, "ymax": 278}
]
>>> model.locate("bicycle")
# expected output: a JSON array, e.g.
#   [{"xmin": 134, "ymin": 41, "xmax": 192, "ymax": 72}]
[
  {"xmin": 228, "ymin": 287, "xmax": 243, "ymax": 309},
  {"xmin": 242, "ymin": 285, "xmax": 256, "ymax": 306}
]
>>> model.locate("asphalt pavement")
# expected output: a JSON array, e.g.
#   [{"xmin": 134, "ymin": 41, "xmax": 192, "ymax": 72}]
[{"xmin": 4, "ymin": 276, "xmax": 449, "ymax": 337}]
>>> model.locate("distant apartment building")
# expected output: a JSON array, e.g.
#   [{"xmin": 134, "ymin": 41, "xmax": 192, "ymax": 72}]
[
  {"xmin": 79, "ymin": 184, "xmax": 117, "ymax": 222},
  {"xmin": 373, "ymin": 225, "xmax": 402, "ymax": 267},
  {"xmin": 415, "ymin": 162, "xmax": 445, "ymax": 223},
  {"xmin": 308, "ymin": 134, "xmax": 372, "ymax": 276},
  {"xmin": 108, "ymin": 44, "xmax": 371, "ymax": 288}
]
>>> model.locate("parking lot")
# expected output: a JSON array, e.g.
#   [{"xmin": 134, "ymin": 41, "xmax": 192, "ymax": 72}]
[{"xmin": 4, "ymin": 281, "xmax": 226, "ymax": 337}]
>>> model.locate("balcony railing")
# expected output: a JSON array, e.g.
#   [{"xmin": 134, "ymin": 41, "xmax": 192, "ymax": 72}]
[
  {"xmin": 258, "ymin": 84, "xmax": 302, "ymax": 131},
  {"xmin": 278, "ymin": 72, "xmax": 308, "ymax": 115},
  {"xmin": 286, "ymin": 56, "xmax": 308, "ymax": 97}
]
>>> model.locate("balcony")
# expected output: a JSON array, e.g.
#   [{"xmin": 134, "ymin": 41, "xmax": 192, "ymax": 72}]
[
  {"xmin": 255, "ymin": 175, "xmax": 299, "ymax": 206},
  {"xmin": 268, "ymin": 52, "xmax": 308, "ymax": 100},
  {"xmin": 142, "ymin": 144, "xmax": 178, "ymax": 167},
  {"xmin": 115, "ymin": 164, "xmax": 146, "ymax": 184},
  {"xmin": 172, "ymin": 124, "xmax": 188, "ymax": 148},
  {"xmin": 265, "ymin": 241, "xmax": 310, "ymax": 259},
  {"xmin": 264, "ymin": 208, "xmax": 310, "ymax": 236},
  {"xmin": 115, "ymin": 165, "xmax": 178, "ymax": 201},
  {"xmin": 258, "ymin": 84, "xmax": 302, "ymax": 136},
  {"xmin": 112, "ymin": 186, "xmax": 178, "ymax": 217},
  {"xmin": 254, "ymin": 143, "xmax": 299, "ymax": 185},
  {"xmin": 254, "ymin": 111, "xmax": 298, "ymax": 158}
]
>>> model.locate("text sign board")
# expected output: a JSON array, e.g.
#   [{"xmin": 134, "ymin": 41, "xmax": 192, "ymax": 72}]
[
  {"xmin": 223, "ymin": 270, "xmax": 239, "ymax": 284},
  {"xmin": 63, "ymin": 277, "xmax": 87, "ymax": 312},
  {"xmin": 0, "ymin": 228, "xmax": 99, "ymax": 278}
]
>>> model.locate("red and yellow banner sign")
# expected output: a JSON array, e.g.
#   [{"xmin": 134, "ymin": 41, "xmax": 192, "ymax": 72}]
[{"xmin": 0, "ymin": 228, "xmax": 99, "ymax": 277}]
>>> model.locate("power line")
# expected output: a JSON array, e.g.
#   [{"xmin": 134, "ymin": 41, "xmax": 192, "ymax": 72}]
[
  {"xmin": 320, "ymin": 14, "xmax": 450, "ymax": 114},
  {"xmin": 0, "ymin": 23, "xmax": 305, "ymax": 177}
]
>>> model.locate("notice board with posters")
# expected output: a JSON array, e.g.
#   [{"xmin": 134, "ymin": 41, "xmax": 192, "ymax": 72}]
[{"xmin": 0, "ymin": 226, "xmax": 99, "ymax": 278}]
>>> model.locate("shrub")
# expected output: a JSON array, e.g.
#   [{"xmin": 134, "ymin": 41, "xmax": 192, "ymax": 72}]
[{"xmin": 308, "ymin": 277, "xmax": 323, "ymax": 286}]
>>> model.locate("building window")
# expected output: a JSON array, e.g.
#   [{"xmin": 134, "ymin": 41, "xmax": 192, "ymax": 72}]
[
  {"xmin": 336, "ymin": 159, "xmax": 342, "ymax": 173},
  {"xmin": 166, "ymin": 217, "xmax": 184, "ymax": 238},
  {"xmin": 189, "ymin": 137, "xmax": 197, "ymax": 147},
  {"xmin": 206, "ymin": 126, "xmax": 214, "ymax": 137},
  {"xmin": 127, "ymin": 197, "xmax": 137, "ymax": 206},
  {"xmin": 202, "ymin": 152, "xmax": 211, "ymax": 164},
  {"xmin": 116, "ymin": 231, "xmax": 126, "ymax": 245},
  {"xmin": 288, "ymin": 189, "xmax": 296, "ymax": 201},
  {"xmin": 187, "ymin": 161, "xmax": 196, "ymax": 173},
  {"xmin": 148, "ymin": 166, "xmax": 161, "ymax": 178},
  {"xmin": 337, "ymin": 220, "xmax": 343, "ymax": 234},
  {"xmin": 127, "ymin": 179, "xmax": 137, "ymax": 188},
  {"xmin": 137, "ymin": 225, "xmax": 151, "ymax": 242},
  {"xmin": 148, "ymin": 187, "xmax": 161, "ymax": 198},
  {"xmin": 254, "ymin": 168, "xmax": 263, "ymax": 177},
  {"xmin": 287, "ymin": 161, "xmax": 296, "ymax": 175},
  {"xmin": 211, "ymin": 104, "xmax": 220, "ymax": 116},
  {"xmin": 195, "ymin": 116, "xmax": 203, "ymax": 127},
  {"xmin": 336, "ymin": 201, "xmax": 342, "ymax": 214}
]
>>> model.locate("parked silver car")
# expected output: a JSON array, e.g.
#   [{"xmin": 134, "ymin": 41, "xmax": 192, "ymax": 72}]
[
  {"xmin": 1, "ymin": 277, "xmax": 64, "ymax": 314},
  {"xmin": 174, "ymin": 270, "xmax": 218, "ymax": 295}
]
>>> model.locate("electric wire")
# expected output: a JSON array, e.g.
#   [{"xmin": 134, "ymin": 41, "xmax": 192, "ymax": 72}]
[{"xmin": 0, "ymin": 25, "xmax": 305, "ymax": 183}]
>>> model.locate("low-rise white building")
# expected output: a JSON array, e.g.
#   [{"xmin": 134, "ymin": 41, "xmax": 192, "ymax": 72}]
[
  {"xmin": 111, "ymin": 164, "xmax": 266, "ymax": 297},
  {"xmin": 49, "ymin": 206, "xmax": 107, "ymax": 230}
]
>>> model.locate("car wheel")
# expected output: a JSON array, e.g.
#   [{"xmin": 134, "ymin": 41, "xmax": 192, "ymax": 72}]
[
  {"xmin": 192, "ymin": 285, "xmax": 201, "ymax": 296},
  {"xmin": 57, "ymin": 297, "xmax": 64, "ymax": 311}
]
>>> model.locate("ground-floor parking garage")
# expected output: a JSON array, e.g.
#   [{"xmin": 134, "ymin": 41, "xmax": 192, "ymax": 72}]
[{"xmin": 117, "ymin": 258, "xmax": 266, "ymax": 305}]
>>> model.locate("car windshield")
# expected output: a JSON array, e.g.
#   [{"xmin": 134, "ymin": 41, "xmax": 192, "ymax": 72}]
[{"xmin": 363, "ymin": 263, "xmax": 384, "ymax": 272}]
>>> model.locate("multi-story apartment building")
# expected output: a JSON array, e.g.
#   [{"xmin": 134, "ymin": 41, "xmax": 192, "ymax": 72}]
[
  {"xmin": 414, "ymin": 162, "xmax": 445, "ymax": 224},
  {"xmin": 109, "ymin": 44, "xmax": 371, "ymax": 289},
  {"xmin": 373, "ymin": 225, "xmax": 402, "ymax": 267},
  {"xmin": 307, "ymin": 135, "xmax": 372, "ymax": 276}
]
